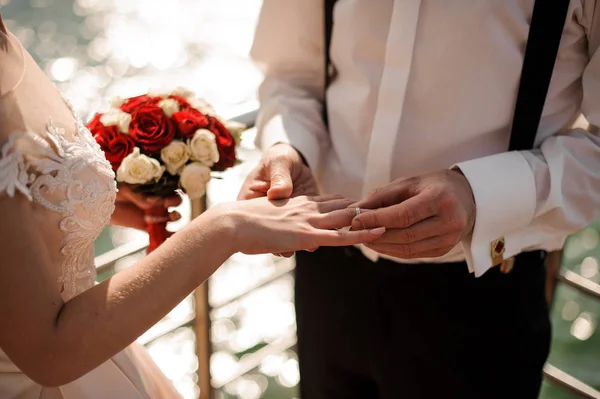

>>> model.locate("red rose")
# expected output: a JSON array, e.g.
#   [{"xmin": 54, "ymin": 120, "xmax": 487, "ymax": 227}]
[
  {"xmin": 208, "ymin": 117, "xmax": 236, "ymax": 171},
  {"xmin": 88, "ymin": 114, "xmax": 135, "ymax": 171},
  {"xmin": 120, "ymin": 95, "xmax": 159, "ymax": 113},
  {"xmin": 98, "ymin": 133, "xmax": 136, "ymax": 172},
  {"xmin": 172, "ymin": 108, "xmax": 210, "ymax": 139},
  {"xmin": 129, "ymin": 104, "xmax": 176, "ymax": 153},
  {"xmin": 87, "ymin": 113, "xmax": 110, "ymax": 134},
  {"xmin": 168, "ymin": 94, "xmax": 191, "ymax": 109}
]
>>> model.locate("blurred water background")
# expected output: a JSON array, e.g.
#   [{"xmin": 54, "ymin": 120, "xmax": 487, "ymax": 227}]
[{"xmin": 1, "ymin": 1, "xmax": 599, "ymax": 398}]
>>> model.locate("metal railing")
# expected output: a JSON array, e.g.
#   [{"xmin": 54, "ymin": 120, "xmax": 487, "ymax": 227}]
[{"xmin": 93, "ymin": 109, "xmax": 600, "ymax": 399}]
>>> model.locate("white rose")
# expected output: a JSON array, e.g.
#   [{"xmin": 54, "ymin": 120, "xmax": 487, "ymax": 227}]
[
  {"xmin": 109, "ymin": 96, "xmax": 125, "ymax": 108},
  {"xmin": 160, "ymin": 140, "xmax": 190, "ymax": 175},
  {"xmin": 147, "ymin": 88, "xmax": 170, "ymax": 99},
  {"xmin": 224, "ymin": 120, "xmax": 246, "ymax": 145},
  {"xmin": 116, "ymin": 147, "xmax": 165, "ymax": 185},
  {"xmin": 100, "ymin": 109, "xmax": 132, "ymax": 134},
  {"xmin": 188, "ymin": 129, "xmax": 220, "ymax": 167},
  {"xmin": 180, "ymin": 162, "xmax": 211, "ymax": 199},
  {"xmin": 171, "ymin": 86, "xmax": 196, "ymax": 100},
  {"xmin": 158, "ymin": 98, "xmax": 181, "ymax": 118},
  {"xmin": 188, "ymin": 97, "xmax": 216, "ymax": 116}
]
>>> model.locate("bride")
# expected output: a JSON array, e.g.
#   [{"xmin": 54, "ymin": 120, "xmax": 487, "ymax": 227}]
[{"xmin": 0, "ymin": 17, "xmax": 384, "ymax": 398}]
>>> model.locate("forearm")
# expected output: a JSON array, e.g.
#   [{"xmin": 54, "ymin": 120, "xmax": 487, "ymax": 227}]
[
  {"xmin": 256, "ymin": 74, "xmax": 330, "ymax": 172},
  {"xmin": 251, "ymin": 0, "xmax": 330, "ymax": 171},
  {"xmin": 456, "ymin": 128, "xmax": 600, "ymax": 276},
  {"xmin": 39, "ymin": 209, "xmax": 233, "ymax": 386}
]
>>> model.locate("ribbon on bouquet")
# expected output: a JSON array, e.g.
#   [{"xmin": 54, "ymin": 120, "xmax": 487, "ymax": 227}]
[{"xmin": 145, "ymin": 205, "xmax": 173, "ymax": 253}]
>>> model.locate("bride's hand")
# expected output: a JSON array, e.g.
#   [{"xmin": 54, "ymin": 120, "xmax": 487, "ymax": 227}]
[
  {"xmin": 208, "ymin": 195, "xmax": 385, "ymax": 255},
  {"xmin": 111, "ymin": 185, "xmax": 182, "ymax": 230}
]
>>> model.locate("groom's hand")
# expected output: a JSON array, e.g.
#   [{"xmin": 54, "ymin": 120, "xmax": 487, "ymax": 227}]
[
  {"xmin": 351, "ymin": 169, "xmax": 476, "ymax": 259},
  {"xmin": 238, "ymin": 143, "xmax": 318, "ymax": 201},
  {"xmin": 238, "ymin": 143, "xmax": 319, "ymax": 257}
]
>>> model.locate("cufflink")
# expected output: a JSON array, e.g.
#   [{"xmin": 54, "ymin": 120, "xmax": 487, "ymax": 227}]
[
  {"xmin": 500, "ymin": 258, "xmax": 515, "ymax": 274},
  {"xmin": 491, "ymin": 237, "xmax": 506, "ymax": 267},
  {"xmin": 491, "ymin": 237, "xmax": 514, "ymax": 274}
]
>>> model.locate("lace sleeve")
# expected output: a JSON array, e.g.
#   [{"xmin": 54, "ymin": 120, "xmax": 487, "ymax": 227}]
[
  {"xmin": 0, "ymin": 133, "xmax": 60, "ymax": 201},
  {"xmin": 0, "ymin": 129, "xmax": 70, "ymax": 201}
]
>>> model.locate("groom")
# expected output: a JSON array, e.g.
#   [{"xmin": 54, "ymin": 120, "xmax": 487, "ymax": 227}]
[{"xmin": 239, "ymin": 1, "xmax": 600, "ymax": 398}]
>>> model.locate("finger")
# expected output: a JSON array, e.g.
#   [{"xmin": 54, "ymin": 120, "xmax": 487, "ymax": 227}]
[
  {"xmin": 311, "ymin": 194, "xmax": 346, "ymax": 202},
  {"xmin": 353, "ymin": 180, "xmax": 415, "ymax": 209},
  {"xmin": 313, "ymin": 207, "xmax": 357, "ymax": 229},
  {"xmin": 110, "ymin": 203, "xmax": 145, "ymax": 230},
  {"xmin": 144, "ymin": 210, "xmax": 182, "ymax": 224},
  {"xmin": 164, "ymin": 195, "xmax": 183, "ymax": 208},
  {"xmin": 364, "ymin": 234, "xmax": 456, "ymax": 258},
  {"xmin": 273, "ymin": 252, "xmax": 294, "ymax": 258},
  {"xmin": 291, "ymin": 183, "xmax": 307, "ymax": 197},
  {"xmin": 237, "ymin": 170, "xmax": 267, "ymax": 200},
  {"xmin": 249, "ymin": 180, "xmax": 270, "ymax": 193},
  {"xmin": 316, "ymin": 198, "xmax": 356, "ymax": 213},
  {"xmin": 315, "ymin": 226, "xmax": 386, "ymax": 247},
  {"xmin": 352, "ymin": 194, "xmax": 435, "ymax": 230},
  {"xmin": 119, "ymin": 186, "xmax": 164, "ymax": 210},
  {"xmin": 398, "ymin": 249, "xmax": 453, "ymax": 259},
  {"xmin": 247, "ymin": 189, "xmax": 269, "ymax": 200},
  {"xmin": 240, "ymin": 189, "xmax": 268, "ymax": 200},
  {"xmin": 369, "ymin": 217, "xmax": 446, "ymax": 244},
  {"xmin": 267, "ymin": 157, "xmax": 294, "ymax": 200}
]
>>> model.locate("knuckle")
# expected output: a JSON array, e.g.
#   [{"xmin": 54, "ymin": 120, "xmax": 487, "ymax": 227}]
[
  {"xmin": 400, "ymin": 228, "xmax": 417, "ymax": 243},
  {"xmin": 346, "ymin": 207, "xmax": 358, "ymax": 218},
  {"xmin": 272, "ymin": 153, "xmax": 293, "ymax": 167},
  {"xmin": 446, "ymin": 213, "xmax": 467, "ymax": 231},
  {"xmin": 454, "ymin": 215, "xmax": 468, "ymax": 230},
  {"xmin": 400, "ymin": 243, "xmax": 414, "ymax": 256},
  {"xmin": 367, "ymin": 187, "xmax": 385, "ymax": 198},
  {"xmin": 441, "ymin": 235, "xmax": 458, "ymax": 248},
  {"xmin": 393, "ymin": 210, "xmax": 413, "ymax": 228},
  {"xmin": 270, "ymin": 172, "xmax": 288, "ymax": 182},
  {"xmin": 369, "ymin": 212, "xmax": 381, "ymax": 227},
  {"xmin": 436, "ymin": 191, "xmax": 459, "ymax": 212}
]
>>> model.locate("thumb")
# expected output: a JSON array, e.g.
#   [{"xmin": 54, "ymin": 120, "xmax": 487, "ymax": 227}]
[{"xmin": 267, "ymin": 159, "xmax": 294, "ymax": 200}]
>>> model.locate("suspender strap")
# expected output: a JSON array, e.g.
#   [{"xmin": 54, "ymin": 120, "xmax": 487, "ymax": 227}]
[
  {"xmin": 508, "ymin": 0, "xmax": 570, "ymax": 151},
  {"xmin": 323, "ymin": 0, "xmax": 337, "ymax": 126},
  {"xmin": 323, "ymin": 1, "xmax": 570, "ymax": 151}
]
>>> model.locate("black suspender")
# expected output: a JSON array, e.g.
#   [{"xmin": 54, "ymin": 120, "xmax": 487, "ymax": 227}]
[
  {"xmin": 508, "ymin": 0, "xmax": 570, "ymax": 151},
  {"xmin": 323, "ymin": 0, "xmax": 337, "ymax": 126},
  {"xmin": 323, "ymin": 1, "xmax": 571, "ymax": 151}
]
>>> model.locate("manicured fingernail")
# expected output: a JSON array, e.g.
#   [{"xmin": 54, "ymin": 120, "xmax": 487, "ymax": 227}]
[{"xmin": 370, "ymin": 227, "xmax": 386, "ymax": 235}]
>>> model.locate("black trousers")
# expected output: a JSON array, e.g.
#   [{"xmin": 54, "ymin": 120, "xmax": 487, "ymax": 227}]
[{"xmin": 295, "ymin": 247, "xmax": 551, "ymax": 399}]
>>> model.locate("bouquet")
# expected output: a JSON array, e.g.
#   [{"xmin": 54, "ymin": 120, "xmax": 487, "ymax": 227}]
[{"xmin": 88, "ymin": 87, "xmax": 244, "ymax": 253}]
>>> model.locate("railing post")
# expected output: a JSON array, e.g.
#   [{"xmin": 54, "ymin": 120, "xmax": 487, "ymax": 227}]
[
  {"xmin": 192, "ymin": 195, "xmax": 213, "ymax": 399},
  {"xmin": 545, "ymin": 250, "xmax": 563, "ymax": 306}
]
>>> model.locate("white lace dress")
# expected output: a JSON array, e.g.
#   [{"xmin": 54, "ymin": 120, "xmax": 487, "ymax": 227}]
[{"xmin": 0, "ymin": 29, "xmax": 181, "ymax": 398}]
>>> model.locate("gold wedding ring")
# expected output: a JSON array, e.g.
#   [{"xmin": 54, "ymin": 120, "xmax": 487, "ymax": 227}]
[{"xmin": 355, "ymin": 207, "xmax": 361, "ymax": 217}]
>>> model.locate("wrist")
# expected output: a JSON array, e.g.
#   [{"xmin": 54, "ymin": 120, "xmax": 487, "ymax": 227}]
[
  {"xmin": 189, "ymin": 204, "xmax": 238, "ymax": 259},
  {"xmin": 449, "ymin": 167, "xmax": 476, "ymax": 237}
]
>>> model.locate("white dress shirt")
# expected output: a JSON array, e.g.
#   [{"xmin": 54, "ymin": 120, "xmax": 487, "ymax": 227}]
[{"xmin": 250, "ymin": 0, "xmax": 600, "ymax": 277}]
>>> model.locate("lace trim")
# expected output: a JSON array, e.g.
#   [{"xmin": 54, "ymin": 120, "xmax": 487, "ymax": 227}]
[{"xmin": 0, "ymin": 96, "xmax": 117, "ymax": 299}]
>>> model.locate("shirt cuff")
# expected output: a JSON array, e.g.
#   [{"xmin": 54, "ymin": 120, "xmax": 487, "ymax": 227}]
[
  {"xmin": 454, "ymin": 151, "xmax": 537, "ymax": 277},
  {"xmin": 256, "ymin": 114, "xmax": 323, "ymax": 172}
]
